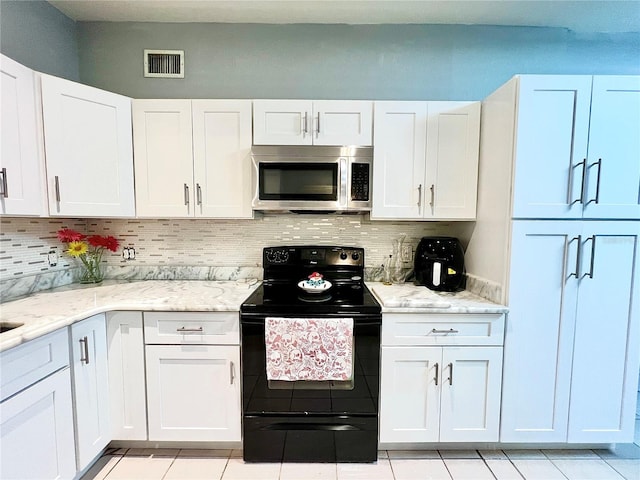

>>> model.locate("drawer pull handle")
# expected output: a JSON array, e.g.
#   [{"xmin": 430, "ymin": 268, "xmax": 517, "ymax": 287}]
[
  {"xmin": 176, "ymin": 326, "xmax": 204, "ymax": 333},
  {"xmin": 431, "ymin": 328, "xmax": 459, "ymax": 334},
  {"xmin": 79, "ymin": 336, "xmax": 90, "ymax": 365},
  {"xmin": 230, "ymin": 361, "xmax": 235, "ymax": 384},
  {"xmin": 434, "ymin": 362, "xmax": 439, "ymax": 386},
  {"xmin": 448, "ymin": 362, "xmax": 453, "ymax": 386}
]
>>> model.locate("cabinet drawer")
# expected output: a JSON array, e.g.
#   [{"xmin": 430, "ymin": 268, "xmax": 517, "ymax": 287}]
[
  {"xmin": 0, "ymin": 328, "xmax": 70, "ymax": 401},
  {"xmin": 144, "ymin": 312, "xmax": 239, "ymax": 345},
  {"xmin": 382, "ymin": 313, "xmax": 505, "ymax": 346}
]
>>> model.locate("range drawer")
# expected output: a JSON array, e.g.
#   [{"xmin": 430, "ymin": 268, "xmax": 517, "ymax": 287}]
[
  {"xmin": 143, "ymin": 312, "xmax": 239, "ymax": 345},
  {"xmin": 1, "ymin": 328, "xmax": 70, "ymax": 401},
  {"xmin": 382, "ymin": 313, "xmax": 505, "ymax": 346}
]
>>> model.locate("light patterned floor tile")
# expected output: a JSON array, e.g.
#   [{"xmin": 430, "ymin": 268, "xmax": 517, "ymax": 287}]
[
  {"xmin": 336, "ymin": 459, "xmax": 394, "ymax": 480},
  {"xmin": 551, "ymin": 459, "xmax": 625, "ymax": 480},
  {"xmin": 596, "ymin": 445, "xmax": 640, "ymax": 460},
  {"xmin": 479, "ymin": 449, "xmax": 509, "ymax": 460},
  {"xmin": 104, "ymin": 456, "xmax": 174, "ymax": 480},
  {"xmin": 389, "ymin": 459, "xmax": 452, "ymax": 480},
  {"xmin": 163, "ymin": 457, "xmax": 228, "ymax": 480},
  {"xmin": 510, "ymin": 459, "xmax": 568, "ymax": 480},
  {"xmin": 442, "ymin": 459, "xmax": 494, "ymax": 480},
  {"xmin": 388, "ymin": 450, "xmax": 441, "ymax": 459},
  {"xmin": 604, "ymin": 459, "xmax": 640, "ymax": 480},
  {"xmin": 81, "ymin": 454, "xmax": 124, "ymax": 480},
  {"xmin": 279, "ymin": 462, "xmax": 338, "ymax": 480},
  {"xmin": 485, "ymin": 459, "xmax": 525, "ymax": 480},
  {"xmin": 220, "ymin": 459, "xmax": 281, "ymax": 480},
  {"xmin": 505, "ymin": 450, "xmax": 547, "ymax": 460},
  {"xmin": 543, "ymin": 449, "xmax": 599, "ymax": 459},
  {"xmin": 439, "ymin": 450, "xmax": 481, "ymax": 459}
]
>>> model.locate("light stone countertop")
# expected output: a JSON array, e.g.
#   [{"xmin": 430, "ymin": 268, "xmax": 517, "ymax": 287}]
[
  {"xmin": 366, "ymin": 281, "xmax": 508, "ymax": 314},
  {"xmin": 0, "ymin": 280, "xmax": 260, "ymax": 353}
]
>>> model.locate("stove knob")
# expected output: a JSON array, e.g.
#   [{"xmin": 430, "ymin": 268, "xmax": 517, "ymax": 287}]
[
  {"xmin": 340, "ymin": 251, "xmax": 348, "ymax": 260},
  {"xmin": 351, "ymin": 252, "xmax": 360, "ymax": 261}
]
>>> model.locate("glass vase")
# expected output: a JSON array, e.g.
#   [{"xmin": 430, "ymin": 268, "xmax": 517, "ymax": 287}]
[{"xmin": 78, "ymin": 253, "xmax": 104, "ymax": 284}]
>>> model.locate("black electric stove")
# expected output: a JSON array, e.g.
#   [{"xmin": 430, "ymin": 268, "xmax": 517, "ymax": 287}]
[{"xmin": 240, "ymin": 246, "xmax": 381, "ymax": 463}]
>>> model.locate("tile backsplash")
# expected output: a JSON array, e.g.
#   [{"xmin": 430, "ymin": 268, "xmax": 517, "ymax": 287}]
[{"xmin": 0, "ymin": 214, "xmax": 473, "ymax": 301}]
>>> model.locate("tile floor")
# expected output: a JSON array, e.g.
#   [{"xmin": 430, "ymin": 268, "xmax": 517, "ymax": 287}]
[{"xmin": 81, "ymin": 445, "xmax": 640, "ymax": 480}]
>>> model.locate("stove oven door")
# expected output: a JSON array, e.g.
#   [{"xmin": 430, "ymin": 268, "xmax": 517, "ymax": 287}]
[{"xmin": 240, "ymin": 315, "xmax": 380, "ymax": 462}]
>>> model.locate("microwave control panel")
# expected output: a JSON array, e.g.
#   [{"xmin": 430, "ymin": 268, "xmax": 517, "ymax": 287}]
[{"xmin": 351, "ymin": 163, "xmax": 370, "ymax": 201}]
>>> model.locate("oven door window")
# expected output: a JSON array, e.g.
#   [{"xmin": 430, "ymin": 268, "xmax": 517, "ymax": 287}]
[{"xmin": 259, "ymin": 163, "xmax": 338, "ymax": 201}]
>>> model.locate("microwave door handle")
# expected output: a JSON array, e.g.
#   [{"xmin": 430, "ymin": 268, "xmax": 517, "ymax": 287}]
[{"xmin": 340, "ymin": 158, "xmax": 348, "ymax": 208}]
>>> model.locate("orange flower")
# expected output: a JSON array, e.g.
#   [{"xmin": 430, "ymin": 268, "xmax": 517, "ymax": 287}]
[{"xmin": 67, "ymin": 241, "xmax": 88, "ymax": 257}]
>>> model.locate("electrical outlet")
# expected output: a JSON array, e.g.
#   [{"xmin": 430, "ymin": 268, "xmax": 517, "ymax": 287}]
[
  {"xmin": 47, "ymin": 250, "xmax": 58, "ymax": 267},
  {"xmin": 401, "ymin": 244, "xmax": 413, "ymax": 263},
  {"xmin": 122, "ymin": 246, "xmax": 136, "ymax": 261}
]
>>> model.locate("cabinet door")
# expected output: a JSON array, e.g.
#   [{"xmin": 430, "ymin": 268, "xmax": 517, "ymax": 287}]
[
  {"xmin": 501, "ymin": 220, "xmax": 581, "ymax": 442},
  {"xmin": 107, "ymin": 311, "xmax": 147, "ymax": 441},
  {"xmin": 146, "ymin": 345, "xmax": 241, "ymax": 441},
  {"xmin": 0, "ymin": 55, "xmax": 45, "ymax": 216},
  {"xmin": 253, "ymin": 100, "xmax": 313, "ymax": 145},
  {"xmin": 40, "ymin": 74, "xmax": 135, "ymax": 217},
  {"xmin": 583, "ymin": 76, "xmax": 640, "ymax": 219},
  {"xmin": 371, "ymin": 102, "xmax": 427, "ymax": 219},
  {"xmin": 424, "ymin": 102, "xmax": 480, "ymax": 220},
  {"xmin": 439, "ymin": 347, "xmax": 502, "ymax": 442},
  {"xmin": 192, "ymin": 100, "xmax": 253, "ymax": 218},
  {"xmin": 313, "ymin": 100, "xmax": 373, "ymax": 146},
  {"xmin": 132, "ymin": 99, "xmax": 194, "ymax": 217},
  {"xmin": 379, "ymin": 346, "xmax": 440, "ymax": 443},
  {"xmin": 0, "ymin": 368, "xmax": 76, "ymax": 480},
  {"xmin": 568, "ymin": 223, "xmax": 640, "ymax": 442},
  {"xmin": 71, "ymin": 314, "xmax": 110, "ymax": 471},
  {"xmin": 512, "ymin": 76, "xmax": 593, "ymax": 219}
]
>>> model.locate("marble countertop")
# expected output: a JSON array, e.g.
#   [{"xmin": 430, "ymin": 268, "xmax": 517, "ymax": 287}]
[
  {"xmin": 366, "ymin": 282, "xmax": 508, "ymax": 314},
  {"xmin": 0, "ymin": 280, "xmax": 260, "ymax": 353}
]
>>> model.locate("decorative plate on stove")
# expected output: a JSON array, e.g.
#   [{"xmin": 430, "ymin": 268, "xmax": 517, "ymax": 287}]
[{"xmin": 297, "ymin": 279, "xmax": 332, "ymax": 293}]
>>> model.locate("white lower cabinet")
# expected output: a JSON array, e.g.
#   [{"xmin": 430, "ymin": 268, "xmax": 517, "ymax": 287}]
[
  {"xmin": 107, "ymin": 311, "xmax": 147, "ymax": 441},
  {"xmin": 143, "ymin": 312, "xmax": 241, "ymax": 442},
  {"xmin": 379, "ymin": 313, "xmax": 504, "ymax": 444},
  {"xmin": 0, "ymin": 329, "xmax": 76, "ymax": 480},
  {"xmin": 70, "ymin": 314, "xmax": 110, "ymax": 471},
  {"xmin": 380, "ymin": 346, "xmax": 502, "ymax": 443}
]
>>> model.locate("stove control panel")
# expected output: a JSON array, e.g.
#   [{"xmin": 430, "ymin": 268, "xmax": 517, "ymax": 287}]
[
  {"xmin": 263, "ymin": 246, "xmax": 364, "ymax": 267},
  {"xmin": 265, "ymin": 248, "xmax": 291, "ymax": 264}
]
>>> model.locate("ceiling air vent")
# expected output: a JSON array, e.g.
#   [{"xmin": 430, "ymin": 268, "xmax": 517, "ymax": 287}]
[{"xmin": 144, "ymin": 49, "xmax": 184, "ymax": 78}]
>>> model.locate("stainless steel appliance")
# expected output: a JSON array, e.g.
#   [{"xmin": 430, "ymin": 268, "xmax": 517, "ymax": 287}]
[
  {"xmin": 251, "ymin": 146, "xmax": 372, "ymax": 212},
  {"xmin": 240, "ymin": 246, "xmax": 381, "ymax": 462},
  {"xmin": 414, "ymin": 236, "xmax": 466, "ymax": 292}
]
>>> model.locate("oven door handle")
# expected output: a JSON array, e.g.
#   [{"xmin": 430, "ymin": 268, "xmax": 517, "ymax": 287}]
[
  {"xmin": 261, "ymin": 422, "xmax": 361, "ymax": 431},
  {"xmin": 241, "ymin": 320, "xmax": 381, "ymax": 327}
]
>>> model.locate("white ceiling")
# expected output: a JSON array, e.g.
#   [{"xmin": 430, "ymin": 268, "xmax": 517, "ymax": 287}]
[{"xmin": 47, "ymin": 0, "xmax": 640, "ymax": 33}]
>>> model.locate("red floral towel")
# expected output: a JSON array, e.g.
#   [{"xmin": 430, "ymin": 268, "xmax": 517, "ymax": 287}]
[{"xmin": 265, "ymin": 317, "xmax": 354, "ymax": 381}]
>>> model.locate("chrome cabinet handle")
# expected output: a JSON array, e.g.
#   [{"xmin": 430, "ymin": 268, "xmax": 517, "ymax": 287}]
[
  {"xmin": 176, "ymin": 326, "xmax": 204, "ymax": 333},
  {"xmin": 417, "ymin": 184, "xmax": 422, "ymax": 207},
  {"xmin": 54, "ymin": 176, "xmax": 61, "ymax": 202},
  {"xmin": 431, "ymin": 328, "xmax": 459, "ymax": 334},
  {"xmin": 79, "ymin": 336, "xmax": 89, "ymax": 365},
  {"xmin": 0, "ymin": 167, "xmax": 7, "ymax": 198},
  {"xmin": 184, "ymin": 183, "xmax": 190, "ymax": 205},
  {"xmin": 315, "ymin": 113, "xmax": 320, "ymax": 138},
  {"xmin": 429, "ymin": 184, "xmax": 435, "ymax": 208},
  {"xmin": 302, "ymin": 112, "xmax": 309, "ymax": 137},
  {"xmin": 583, "ymin": 236, "xmax": 596, "ymax": 279},
  {"xmin": 568, "ymin": 235, "xmax": 582, "ymax": 278},
  {"xmin": 571, "ymin": 159, "xmax": 586, "ymax": 205},
  {"xmin": 230, "ymin": 361, "xmax": 235, "ymax": 385},
  {"xmin": 434, "ymin": 362, "xmax": 439, "ymax": 386},
  {"xmin": 587, "ymin": 159, "xmax": 602, "ymax": 205},
  {"xmin": 447, "ymin": 363, "xmax": 453, "ymax": 386},
  {"xmin": 196, "ymin": 183, "xmax": 202, "ymax": 206}
]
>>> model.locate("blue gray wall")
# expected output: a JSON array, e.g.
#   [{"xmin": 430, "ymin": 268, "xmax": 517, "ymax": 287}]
[
  {"xmin": 0, "ymin": 0, "xmax": 79, "ymax": 81},
  {"xmin": 77, "ymin": 22, "xmax": 640, "ymax": 100}
]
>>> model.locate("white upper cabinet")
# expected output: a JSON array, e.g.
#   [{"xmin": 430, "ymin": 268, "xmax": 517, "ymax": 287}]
[
  {"xmin": 0, "ymin": 55, "xmax": 46, "ymax": 216},
  {"xmin": 133, "ymin": 99, "xmax": 253, "ymax": 218},
  {"xmin": 253, "ymin": 99, "xmax": 372, "ymax": 146},
  {"xmin": 40, "ymin": 74, "xmax": 135, "ymax": 217},
  {"xmin": 512, "ymin": 75, "xmax": 640, "ymax": 220},
  {"xmin": 372, "ymin": 101, "xmax": 480, "ymax": 220}
]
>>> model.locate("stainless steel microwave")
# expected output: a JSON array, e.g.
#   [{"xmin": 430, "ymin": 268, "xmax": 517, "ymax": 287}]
[{"xmin": 251, "ymin": 146, "xmax": 373, "ymax": 212}]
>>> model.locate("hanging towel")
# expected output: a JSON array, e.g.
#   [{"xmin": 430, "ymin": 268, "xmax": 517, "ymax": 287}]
[{"xmin": 265, "ymin": 317, "xmax": 354, "ymax": 381}]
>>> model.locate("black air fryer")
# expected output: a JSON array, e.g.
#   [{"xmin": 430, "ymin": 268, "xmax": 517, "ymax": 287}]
[{"xmin": 414, "ymin": 236, "xmax": 466, "ymax": 292}]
